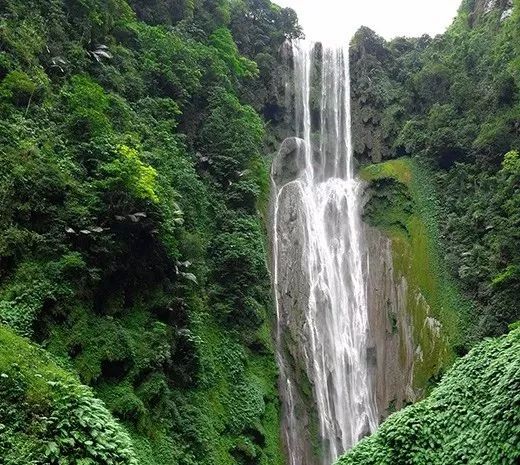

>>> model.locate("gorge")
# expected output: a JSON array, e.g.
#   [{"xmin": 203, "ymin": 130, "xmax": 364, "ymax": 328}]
[{"xmin": 0, "ymin": 1, "xmax": 518, "ymax": 465}]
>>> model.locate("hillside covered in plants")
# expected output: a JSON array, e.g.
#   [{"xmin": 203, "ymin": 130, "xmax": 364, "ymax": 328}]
[
  {"xmin": 0, "ymin": 0, "xmax": 299, "ymax": 464},
  {"xmin": 351, "ymin": 0, "xmax": 520, "ymax": 349}
]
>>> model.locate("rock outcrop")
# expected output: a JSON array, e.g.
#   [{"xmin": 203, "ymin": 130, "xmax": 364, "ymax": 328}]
[
  {"xmin": 364, "ymin": 227, "xmax": 415, "ymax": 419},
  {"xmin": 271, "ymin": 137, "xmax": 321, "ymax": 465}
]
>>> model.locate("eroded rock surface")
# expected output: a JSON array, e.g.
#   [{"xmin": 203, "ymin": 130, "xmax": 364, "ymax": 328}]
[
  {"xmin": 272, "ymin": 176, "xmax": 320, "ymax": 465},
  {"xmin": 364, "ymin": 227, "xmax": 415, "ymax": 419}
]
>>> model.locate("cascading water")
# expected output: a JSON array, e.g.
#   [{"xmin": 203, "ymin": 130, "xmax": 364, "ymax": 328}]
[{"xmin": 272, "ymin": 40, "xmax": 378, "ymax": 465}]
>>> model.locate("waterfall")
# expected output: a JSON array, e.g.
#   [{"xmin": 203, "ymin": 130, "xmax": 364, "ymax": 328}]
[{"xmin": 272, "ymin": 40, "xmax": 378, "ymax": 465}]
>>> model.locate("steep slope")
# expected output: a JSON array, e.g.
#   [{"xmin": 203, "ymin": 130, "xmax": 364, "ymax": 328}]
[
  {"xmin": 0, "ymin": 1, "xmax": 300, "ymax": 463},
  {"xmin": 337, "ymin": 327, "xmax": 520, "ymax": 465},
  {"xmin": 0, "ymin": 324, "xmax": 138, "ymax": 465}
]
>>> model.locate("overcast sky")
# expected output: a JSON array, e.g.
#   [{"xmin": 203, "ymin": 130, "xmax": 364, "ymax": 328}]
[{"xmin": 274, "ymin": 0, "xmax": 462, "ymax": 42}]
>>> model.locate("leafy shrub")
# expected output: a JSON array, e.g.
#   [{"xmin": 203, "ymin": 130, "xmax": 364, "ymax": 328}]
[
  {"xmin": 101, "ymin": 144, "xmax": 160, "ymax": 204},
  {"xmin": 210, "ymin": 27, "xmax": 258, "ymax": 79},
  {"xmin": 502, "ymin": 149, "xmax": 520, "ymax": 173},
  {"xmin": 135, "ymin": 23, "xmax": 205, "ymax": 103},
  {"xmin": 413, "ymin": 63, "xmax": 452, "ymax": 107},
  {"xmin": 198, "ymin": 87, "xmax": 264, "ymax": 186},
  {"xmin": 0, "ymin": 71, "xmax": 37, "ymax": 106},
  {"xmin": 0, "ymin": 258, "xmax": 81, "ymax": 337},
  {"xmin": 337, "ymin": 328, "xmax": 520, "ymax": 465},
  {"xmin": 63, "ymin": 75, "xmax": 111, "ymax": 139},
  {"xmin": 0, "ymin": 324, "xmax": 139, "ymax": 465}
]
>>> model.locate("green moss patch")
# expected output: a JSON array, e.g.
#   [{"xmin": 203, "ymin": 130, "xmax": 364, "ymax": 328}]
[{"xmin": 362, "ymin": 158, "xmax": 471, "ymax": 390}]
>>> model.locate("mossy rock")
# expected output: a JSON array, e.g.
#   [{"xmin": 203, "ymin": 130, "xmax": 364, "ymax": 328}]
[{"xmin": 361, "ymin": 158, "xmax": 471, "ymax": 391}]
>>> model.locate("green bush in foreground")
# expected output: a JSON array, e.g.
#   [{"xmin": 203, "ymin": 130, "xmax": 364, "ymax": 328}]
[
  {"xmin": 337, "ymin": 328, "xmax": 520, "ymax": 465},
  {"xmin": 0, "ymin": 324, "xmax": 138, "ymax": 465}
]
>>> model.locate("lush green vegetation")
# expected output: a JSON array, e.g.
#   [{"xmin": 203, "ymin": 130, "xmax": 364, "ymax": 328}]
[
  {"xmin": 351, "ymin": 0, "xmax": 520, "ymax": 347},
  {"xmin": 1, "ymin": 0, "xmax": 519, "ymax": 462},
  {"xmin": 0, "ymin": 0, "xmax": 300, "ymax": 463},
  {"xmin": 0, "ymin": 324, "xmax": 138, "ymax": 465},
  {"xmin": 337, "ymin": 326, "xmax": 520, "ymax": 465}
]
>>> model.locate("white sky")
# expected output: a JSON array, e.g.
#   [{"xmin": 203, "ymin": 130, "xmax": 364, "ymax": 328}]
[{"xmin": 274, "ymin": 0, "xmax": 462, "ymax": 42}]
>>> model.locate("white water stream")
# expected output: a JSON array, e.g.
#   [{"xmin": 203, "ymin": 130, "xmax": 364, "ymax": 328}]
[{"xmin": 272, "ymin": 40, "xmax": 378, "ymax": 464}]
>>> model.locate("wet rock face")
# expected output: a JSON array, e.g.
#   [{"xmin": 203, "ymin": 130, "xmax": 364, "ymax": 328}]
[
  {"xmin": 273, "ymin": 177, "xmax": 320, "ymax": 465},
  {"xmin": 275, "ymin": 182, "xmax": 310, "ymax": 356},
  {"xmin": 272, "ymin": 197, "xmax": 430, "ymax": 439},
  {"xmin": 470, "ymin": 0, "xmax": 513, "ymax": 25},
  {"xmin": 363, "ymin": 223, "xmax": 452, "ymax": 420},
  {"xmin": 364, "ymin": 227, "xmax": 415, "ymax": 419},
  {"xmin": 272, "ymin": 137, "xmax": 306, "ymax": 186}
]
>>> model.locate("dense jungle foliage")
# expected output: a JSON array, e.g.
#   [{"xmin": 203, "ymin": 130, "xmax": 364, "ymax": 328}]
[
  {"xmin": 0, "ymin": 0, "xmax": 300, "ymax": 463},
  {"xmin": 1, "ymin": 0, "xmax": 519, "ymax": 463},
  {"xmin": 338, "ymin": 326, "xmax": 520, "ymax": 465},
  {"xmin": 351, "ymin": 0, "xmax": 520, "ymax": 348},
  {"xmin": 0, "ymin": 325, "xmax": 138, "ymax": 464}
]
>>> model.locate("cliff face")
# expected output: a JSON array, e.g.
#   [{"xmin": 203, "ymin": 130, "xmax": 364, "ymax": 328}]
[
  {"xmin": 349, "ymin": 0, "xmax": 520, "ymax": 346},
  {"xmin": 270, "ymin": 0, "xmax": 519, "ymax": 456},
  {"xmin": 271, "ymin": 36, "xmax": 466, "ymax": 453},
  {"xmin": 270, "ymin": 137, "xmax": 323, "ymax": 465},
  {"xmin": 271, "ymin": 149, "xmax": 459, "ymax": 447},
  {"xmin": 364, "ymin": 227, "xmax": 415, "ymax": 417},
  {"xmin": 362, "ymin": 159, "xmax": 463, "ymax": 420}
]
